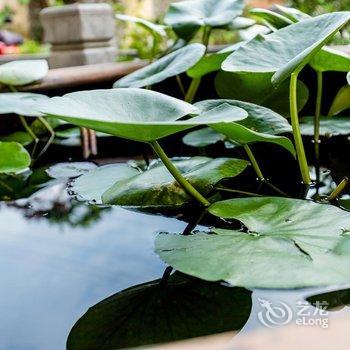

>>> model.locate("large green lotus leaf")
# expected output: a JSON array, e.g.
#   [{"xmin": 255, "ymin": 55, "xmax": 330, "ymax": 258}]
[
  {"xmin": 300, "ymin": 116, "xmax": 350, "ymax": 136},
  {"xmin": 328, "ymin": 85, "xmax": 350, "ymax": 116},
  {"xmin": 164, "ymin": 0, "xmax": 245, "ymax": 41},
  {"xmin": 102, "ymin": 157, "xmax": 249, "ymax": 207},
  {"xmin": 115, "ymin": 14, "xmax": 167, "ymax": 38},
  {"xmin": 250, "ymin": 8, "xmax": 293, "ymax": 30},
  {"xmin": 0, "ymin": 141, "xmax": 31, "ymax": 173},
  {"xmin": 114, "ymin": 44, "xmax": 206, "ymax": 88},
  {"xmin": 66, "ymin": 272, "xmax": 252, "ymax": 350},
  {"xmin": 194, "ymin": 100, "xmax": 295, "ymax": 156},
  {"xmin": 70, "ymin": 163, "xmax": 140, "ymax": 204},
  {"xmin": 0, "ymin": 92, "xmax": 48, "ymax": 117},
  {"xmin": 0, "ymin": 59, "xmax": 48, "ymax": 86},
  {"xmin": 156, "ymin": 197, "xmax": 350, "ymax": 288},
  {"xmin": 37, "ymin": 89, "xmax": 247, "ymax": 142},
  {"xmin": 215, "ymin": 71, "xmax": 309, "ymax": 116},
  {"xmin": 187, "ymin": 42, "xmax": 244, "ymax": 79},
  {"xmin": 222, "ymin": 12, "xmax": 350, "ymax": 85},
  {"xmin": 183, "ymin": 127, "xmax": 226, "ymax": 147},
  {"xmin": 310, "ymin": 47, "xmax": 350, "ymax": 73}
]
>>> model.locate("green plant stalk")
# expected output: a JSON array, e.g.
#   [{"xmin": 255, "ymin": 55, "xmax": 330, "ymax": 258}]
[
  {"xmin": 290, "ymin": 71, "xmax": 311, "ymax": 185},
  {"xmin": 327, "ymin": 177, "xmax": 349, "ymax": 201},
  {"xmin": 149, "ymin": 140, "xmax": 210, "ymax": 207},
  {"xmin": 215, "ymin": 186, "xmax": 263, "ymax": 197},
  {"xmin": 185, "ymin": 78, "xmax": 201, "ymax": 103},
  {"xmin": 36, "ymin": 116, "xmax": 55, "ymax": 159},
  {"xmin": 18, "ymin": 115, "xmax": 38, "ymax": 144},
  {"xmin": 184, "ymin": 26, "xmax": 212, "ymax": 103},
  {"xmin": 243, "ymin": 144, "xmax": 264, "ymax": 180},
  {"xmin": 176, "ymin": 75, "xmax": 186, "ymax": 97},
  {"xmin": 314, "ymin": 71, "xmax": 323, "ymax": 161}
]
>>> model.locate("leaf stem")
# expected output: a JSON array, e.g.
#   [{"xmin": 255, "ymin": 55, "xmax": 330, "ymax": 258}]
[
  {"xmin": 314, "ymin": 71, "xmax": 323, "ymax": 162},
  {"xmin": 243, "ymin": 144, "xmax": 264, "ymax": 180},
  {"xmin": 35, "ymin": 116, "xmax": 55, "ymax": 159},
  {"xmin": 184, "ymin": 26, "xmax": 212, "ymax": 103},
  {"xmin": 176, "ymin": 75, "xmax": 186, "ymax": 97},
  {"xmin": 215, "ymin": 186, "xmax": 263, "ymax": 197},
  {"xmin": 290, "ymin": 72, "xmax": 311, "ymax": 185},
  {"xmin": 327, "ymin": 177, "xmax": 349, "ymax": 201},
  {"xmin": 149, "ymin": 140, "xmax": 210, "ymax": 207},
  {"xmin": 185, "ymin": 78, "xmax": 201, "ymax": 103}
]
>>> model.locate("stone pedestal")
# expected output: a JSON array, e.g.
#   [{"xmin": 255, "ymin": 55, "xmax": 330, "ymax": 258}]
[{"xmin": 40, "ymin": 3, "xmax": 116, "ymax": 68}]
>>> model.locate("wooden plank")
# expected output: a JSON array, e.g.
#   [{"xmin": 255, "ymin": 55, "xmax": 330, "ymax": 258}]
[{"xmin": 18, "ymin": 61, "xmax": 146, "ymax": 92}]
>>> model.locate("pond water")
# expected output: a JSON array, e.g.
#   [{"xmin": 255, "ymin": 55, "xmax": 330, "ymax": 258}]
[{"xmin": 0, "ymin": 177, "xmax": 349, "ymax": 350}]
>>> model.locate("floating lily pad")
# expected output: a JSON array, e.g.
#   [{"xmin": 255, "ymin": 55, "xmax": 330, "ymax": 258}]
[
  {"xmin": 156, "ymin": 197, "xmax": 350, "ymax": 288},
  {"xmin": 114, "ymin": 44, "xmax": 205, "ymax": 88},
  {"xmin": 102, "ymin": 157, "xmax": 249, "ymax": 207},
  {"xmin": 115, "ymin": 14, "xmax": 167, "ymax": 38},
  {"xmin": 0, "ymin": 141, "xmax": 31, "ymax": 173},
  {"xmin": 329, "ymin": 85, "xmax": 350, "ymax": 116},
  {"xmin": 195, "ymin": 100, "xmax": 295, "ymax": 156},
  {"xmin": 0, "ymin": 92, "xmax": 48, "ymax": 117},
  {"xmin": 37, "ymin": 89, "xmax": 247, "ymax": 142},
  {"xmin": 300, "ymin": 116, "xmax": 350, "ymax": 136},
  {"xmin": 0, "ymin": 59, "xmax": 48, "ymax": 86},
  {"xmin": 183, "ymin": 127, "xmax": 226, "ymax": 147},
  {"xmin": 164, "ymin": 0, "xmax": 245, "ymax": 41},
  {"xmin": 222, "ymin": 12, "xmax": 350, "ymax": 85},
  {"xmin": 67, "ymin": 272, "xmax": 252, "ymax": 350},
  {"xmin": 70, "ymin": 163, "xmax": 140, "ymax": 204},
  {"xmin": 46, "ymin": 162, "xmax": 98, "ymax": 180},
  {"xmin": 215, "ymin": 71, "xmax": 309, "ymax": 116}
]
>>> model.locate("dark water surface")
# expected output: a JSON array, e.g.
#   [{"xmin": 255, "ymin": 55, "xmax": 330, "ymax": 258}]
[{"xmin": 0, "ymin": 180, "xmax": 349, "ymax": 350}]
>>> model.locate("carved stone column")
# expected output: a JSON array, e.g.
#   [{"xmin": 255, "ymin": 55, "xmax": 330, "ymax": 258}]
[{"xmin": 40, "ymin": 1, "xmax": 116, "ymax": 68}]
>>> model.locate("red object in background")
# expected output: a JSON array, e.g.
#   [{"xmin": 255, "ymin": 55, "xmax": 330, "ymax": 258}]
[{"xmin": 0, "ymin": 41, "xmax": 20, "ymax": 55}]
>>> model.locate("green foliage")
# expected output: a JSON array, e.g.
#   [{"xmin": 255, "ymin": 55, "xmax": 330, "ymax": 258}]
[
  {"xmin": 156, "ymin": 197, "xmax": 350, "ymax": 288},
  {"xmin": 67, "ymin": 272, "xmax": 251, "ymax": 350},
  {"xmin": 114, "ymin": 44, "xmax": 206, "ymax": 88},
  {"xmin": 102, "ymin": 157, "xmax": 249, "ymax": 207},
  {"xmin": 37, "ymin": 89, "xmax": 248, "ymax": 142},
  {"xmin": 0, "ymin": 141, "xmax": 31, "ymax": 173},
  {"xmin": 222, "ymin": 12, "xmax": 350, "ymax": 85},
  {"xmin": 288, "ymin": 0, "xmax": 350, "ymax": 15},
  {"xmin": 0, "ymin": 60, "xmax": 49, "ymax": 86}
]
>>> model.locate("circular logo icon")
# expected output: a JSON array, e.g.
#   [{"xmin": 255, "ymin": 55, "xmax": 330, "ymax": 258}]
[{"xmin": 257, "ymin": 298, "xmax": 293, "ymax": 328}]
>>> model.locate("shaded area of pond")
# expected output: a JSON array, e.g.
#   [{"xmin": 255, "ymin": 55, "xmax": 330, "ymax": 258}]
[{"xmin": 0, "ymin": 164, "xmax": 350, "ymax": 350}]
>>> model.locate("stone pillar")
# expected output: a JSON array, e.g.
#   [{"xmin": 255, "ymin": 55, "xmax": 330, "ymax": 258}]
[{"xmin": 40, "ymin": 2, "xmax": 117, "ymax": 68}]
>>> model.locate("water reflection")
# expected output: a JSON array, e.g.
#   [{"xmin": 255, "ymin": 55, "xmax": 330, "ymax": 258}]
[
  {"xmin": 0, "ymin": 202, "xmax": 186, "ymax": 350},
  {"xmin": 67, "ymin": 271, "xmax": 252, "ymax": 349}
]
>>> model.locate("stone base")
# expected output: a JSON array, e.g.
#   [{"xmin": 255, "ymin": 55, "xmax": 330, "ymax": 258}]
[{"xmin": 49, "ymin": 46, "xmax": 117, "ymax": 68}]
